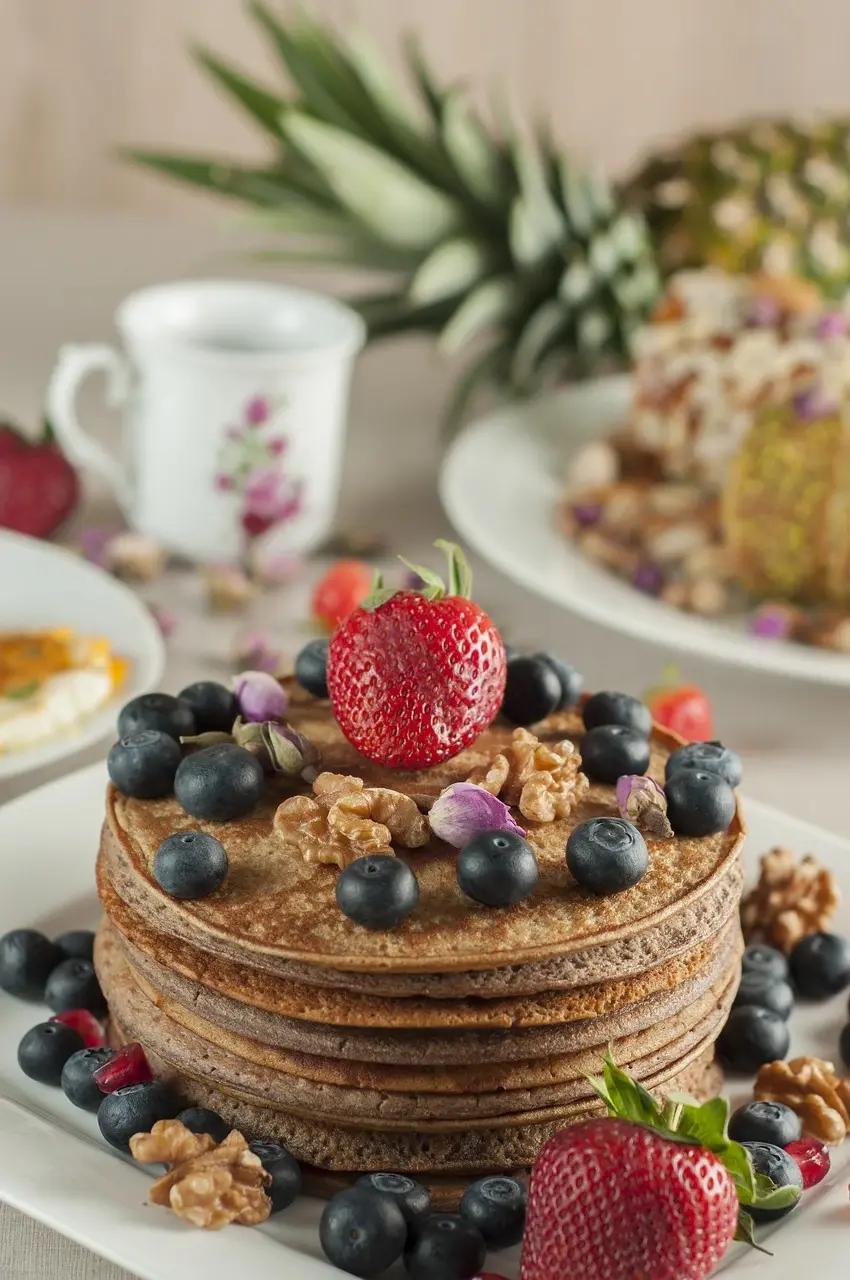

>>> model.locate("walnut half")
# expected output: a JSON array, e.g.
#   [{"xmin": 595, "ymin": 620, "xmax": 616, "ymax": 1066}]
[
  {"xmin": 130, "ymin": 1120, "xmax": 271, "ymax": 1229},
  {"xmin": 468, "ymin": 728, "xmax": 588, "ymax": 823},
  {"xmin": 741, "ymin": 846, "xmax": 840, "ymax": 952},
  {"xmin": 755, "ymin": 1057, "xmax": 850, "ymax": 1145}
]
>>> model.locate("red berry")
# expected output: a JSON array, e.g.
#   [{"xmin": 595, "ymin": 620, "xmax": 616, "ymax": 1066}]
[
  {"xmin": 312, "ymin": 560, "xmax": 373, "ymax": 630},
  {"xmin": 92, "ymin": 1042, "xmax": 152, "ymax": 1093},
  {"xmin": 328, "ymin": 584, "xmax": 506, "ymax": 769},
  {"xmin": 51, "ymin": 1009, "xmax": 105, "ymax": 1049},
  {"xmin": 784, "ymin": 1137, "xmax": 830, "ymax": 1189},
  {"xmin": 0, "ymin": 426, "xmax": 79, "ymax": 538},
  {"xmin": 650, "ymin": 684, "xmax": 714, "ymax": 742},
  {"xmin": 520, "ymin": 1118, "xmax": 738, "ymax": 1280}
]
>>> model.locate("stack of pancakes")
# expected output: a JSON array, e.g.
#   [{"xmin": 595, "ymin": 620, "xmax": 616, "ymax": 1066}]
[{"xmin": 95, "ymin": 697, "xmax": 744, "ymax": 1204}]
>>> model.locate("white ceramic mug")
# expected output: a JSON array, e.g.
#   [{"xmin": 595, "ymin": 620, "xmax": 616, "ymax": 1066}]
[{"xmin": 47, "ymin": 280, "xmax": 365, "ymax": 562}]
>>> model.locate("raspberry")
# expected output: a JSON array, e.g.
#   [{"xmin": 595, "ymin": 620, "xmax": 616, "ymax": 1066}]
[
  {"xmin": 784, "ymin": 1137, "xmax": 831, "ymax": 1188},
  {"xmin": 92, "ymin": 1042, "xmax": 152, "ymax": 1093},
  {"xmin": 51, "ymin": 1009, "xmax": 105, "ymax": 1049}
]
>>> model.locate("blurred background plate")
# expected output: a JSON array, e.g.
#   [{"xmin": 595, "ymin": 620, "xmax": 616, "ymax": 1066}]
[
  {"xmin": 440, "ymin": 376, "xmax": 850, "ymax": 689},
  {"xmin": 0, "ymin": 531, "xmax": 164, "ymax": 782}
]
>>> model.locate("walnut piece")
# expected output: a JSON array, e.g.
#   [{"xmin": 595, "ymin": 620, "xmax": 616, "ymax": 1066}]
[
  {"xmin": 468, "ymin": 728, "xmax": 589, "ymax": 823},
  {"xmin": 274, "ymin": 771, "xmax": 429, "ymax": 869},
  {"xmin": 741, "ymin": 846, "xmax": 840, "ymax": 952},
  {"xmin": 755, "ymin": 1057, "xmax": 850, "ymax": 1144},
  {"xmin": 129, "ymin": 1120, "xmax": 271, "ymax": 1229}
]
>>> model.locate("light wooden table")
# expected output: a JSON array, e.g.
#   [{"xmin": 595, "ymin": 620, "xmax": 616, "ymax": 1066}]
[{"xmin": 1, "ymin": 206, "xmax": 848, "ymax": 1278}]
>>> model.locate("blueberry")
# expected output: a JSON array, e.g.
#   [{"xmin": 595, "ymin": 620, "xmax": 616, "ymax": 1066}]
[
  {"xmin": 153, "ymin": 831, "xmax": 228, "ymax": 900},
  {"xmin": 44, "ymin": 958, "xmax": 106, "ymax": 1016},
  {"xmin": 294, "ymin": 638, "xmax": 330, "ymax": 699},
  {"xmin": 249, "ymin": 1140, "xmax": 302, "ymax": 1213},
  {"xmin": 742, "ymin": 1142, "xmax": 802, "ymax": 1221},
  {"xmin": 841, "ymin": 1022, "xmax": 850, "ymax": 1070},
  {"xmin": 459, "ymin": 1175, "xmax": 526, "ymax": 1249},
  {"xmin": 174, "ymin": 744, "xmax": 264, "ymax": 822},
  {"xmin": 404, "ymin": 1214, "xmax": 486, "ymax": 1280},
  {"xmin": 336, "ymin": 855, "xmax": 419, "ymax": 930},
  {"xmin": 582, "ymin": 691, "xmax": 652, "ymax": 735},
  {"xmin": 178, "ymin": 1106, "xmax": 230, "ymax": 1144},
  {"xmin": 107, "ymin": 730, "xmax": 181, "ymax": 799},
  {"xmin": 457, "ymin": 831, "xmax": 539, "ymax": 908},
  {"xmin": 117, "ymin": 692, "xmax": 195, "ymax": 741},
  {"xmin": 0, "ymin": 928, "xmax": 62, "ymax": 999},
  {"xmin": 728, "ymin": 1101, "xmax": 801, "ymax": 1147},
  {"xmin": 742, "ymin": 944, "xmax": 789, "ymax": 984},
  {"xmin": 18, "ymin": 1021, "xmax": 85, "ymax": 1085},
  {"xmin": 178, "ymin": 681, "xmax": 237, "ymax": 733},
  {"xmin": 54, "ymin": 929, "xmax": 95, "ymax": 963},
  {"xmin": 580, "ymin": 725, "xmax": 651, "ymax": 783},
  {"xmin": 790, "ymin": 931, "xmax": 850, "ymax": 999},
  {"xmin": 666, "ymin": 740, "xmax": 742, "ymax": 788},
  {"xmin": 98, "ymin": 1081, "xmax": 181, "ymax": 1151},
  {"xmin": 734, "ymin": 971, "xmax": 794, "ymax": 1020},
  {"xmin": 533, "ymin": 654, "xmax": 583, "ymax": 710},
  {"xmin": 320, "ymin": 1186, "xmax": 407, "ymax": 1277},
  {"xmin": 356, "ymin": 1173, "xmax": 431, "ymax": 1230},
  {"xmin": 61, "ymin": 1047, "xmax": 114, "ymax": 1111},
  {"xmin": 566, "ymin": 817, "xmax": 648, "ymax": 895},
  {"xmin": 501, "ymin": 656, "xmax": 562, "ymax": 726},
  {"xmin": 717, "ymin": 1005, "xmax": 790, "ymax": 1072},
  {"xmin": 664, "ymin": 769, "xmax": 735, "ymax": 836}
]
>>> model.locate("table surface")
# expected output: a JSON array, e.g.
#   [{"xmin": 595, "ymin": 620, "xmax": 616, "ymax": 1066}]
[{"xmin": 1, "ymin": 206, "xmax": 848, "ymax": 1279}]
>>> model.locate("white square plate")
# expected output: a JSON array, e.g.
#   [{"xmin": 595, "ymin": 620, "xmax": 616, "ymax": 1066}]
[{"xmin": 0, "ymin": 764, "xmax": 848, "ymax": 1278}]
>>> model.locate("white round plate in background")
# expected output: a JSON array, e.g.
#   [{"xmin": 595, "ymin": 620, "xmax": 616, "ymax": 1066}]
[
  {"xmin": 440, "ymin": 375, "xmax": 850, "ymax": 688},
  {"xmin": 0, "ymin": 530, "xmax": 165, "ymax": 781}
]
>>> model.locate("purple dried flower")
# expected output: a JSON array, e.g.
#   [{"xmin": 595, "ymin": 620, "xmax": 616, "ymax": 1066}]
[
  {"xmin": 571, "ymin": 501, "xmax": 603, "ymax": 528},
  {"xmin": 148, "ymin": 603, "xmax": 176, "ymax": 638},
  {"xmin": 615, "ymin": 774, "xmax": 673, "ymax": 838},
  {"xmin": 232, "ymin": 670, "xmax": 289, "ymax": 723},
  {"xmin": 815, "ymin": 310, "xmax": 850, "ymax": 340},
  {"xmin": 79, "ymin": 526, "xmax": 118, "ymax": 568},
  {"xmin": 233, "ymin": 718, "xmax": 320, "ymax": 779},
  {"xmin": 428, "ymin": 782, "xmax": 526, "ymax": 848},
  {"xmin": 746, "ymin": 295, "xmax": 782, "ymax": 328},
  {"xmin": 245, "ymin": 396, "xmax": 270, "ymax": 426},
  {"xmin": 793, "ymin": 384, "xmax": 838, "ymax": 421},
  {"xmin": 232, "ymin": 630, "xmax": 283, "ymax": 674},
  {"xmin": 749, "ymin": 603, "xmax": 795, "ymax": 640},
  {"xmin": 632, "ymin": 561, "xmax": 664, "ymax": 596}
]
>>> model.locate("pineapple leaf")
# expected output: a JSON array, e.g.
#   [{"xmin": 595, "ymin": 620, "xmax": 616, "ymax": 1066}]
[
  {"xmin": 351, "ymin": 291, "xmax": 456, "ymax": 339},
  {"xmin": 509, "ymin": 132, "xmax": 565, "ymax": 266},
  {"xmin": 511, "ymin": 299, "xmax": 567, "ymax": 387},
  {"xmin": 402, "ymin": 33, "xmax": 448, "ymax": 123},
  {"xmin": 439, "ymin": 276, "xmax": 518, "ymax": 354},
  {"xmin": 409, "ymin": 238, "xmax": 492, "ymax": 305},
  {"xmin": 441, "ymin": 92, "xmax": 508, "ymax": 208},
  {"xmin": 191, "ymin": 46, "xmax": 286, "ymax": 137},
  {"xmin": 282, "ymin": 111, "xmax": 461, "ymax": 250},
  {"xmin": 249, "ymin": 1, "xmax": 364, "ymax": 132},
  {"xmin": 124, "ymin": 151, "xmax": 303, "ymax": 208}
]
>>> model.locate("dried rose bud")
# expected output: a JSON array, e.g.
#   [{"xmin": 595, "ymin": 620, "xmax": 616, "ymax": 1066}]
[
  {"xmin": 233, "ymin": 670, "xmax": 288, "ymax": 723},
  {"xmin": 428, "ymin": 782, "xmax": 525, "ymax": 848},
  {"xmin": 231, "ymin": 630, "xmax": 284, "ymax": 675},
  {"xmin": 815, "ymin": 310, "xmax": 849, "ymax": 340},
  {"xmin": 105, "ymin": 532, "xmax": 167, "ymax": 582},
  {"xmin": 615, "ymin": 774, "xmax": 673, "ymax": 838},
  {"xmin": 750, "ymin": 602, "xmax": 797, "ymax": 640},
  {"xmin": 793, "ymin": 384, "xmax": 838, "ymax": 421},
  {"xmin": 202, "ymin": 563, "xmax": 255, "ymax": 612},
  {"xmin": 232, "ymin": 718, "xmax": 321, "ymax": 780}
]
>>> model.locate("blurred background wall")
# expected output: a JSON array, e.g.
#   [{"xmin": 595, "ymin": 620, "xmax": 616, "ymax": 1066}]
[{"xmin": 2, "ymin": 0, "xmax": 850, "ymax": 219}]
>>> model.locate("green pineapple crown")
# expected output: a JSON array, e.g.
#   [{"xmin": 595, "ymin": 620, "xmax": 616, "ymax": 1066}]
[{"xmin": 128, "ymin": 2, "xmax": 660, "ymax": 427}]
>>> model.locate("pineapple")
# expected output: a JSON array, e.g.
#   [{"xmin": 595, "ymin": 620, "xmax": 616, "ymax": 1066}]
[
  {"xmin": 626, "ymin": 119, "xmax": 850, "ymax": 299},
  {"xmin": 128, "ymin": 3, "xmax": 659, "ymax": 426}
]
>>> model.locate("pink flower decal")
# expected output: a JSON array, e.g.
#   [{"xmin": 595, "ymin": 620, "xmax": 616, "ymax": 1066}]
[
  {"xmin": 245, "ymin": 396, "xmax": 270, "ymax": 426},
  {"xmin": 214, "ymin": 394, "xmax": 303, "ymax": 541}
]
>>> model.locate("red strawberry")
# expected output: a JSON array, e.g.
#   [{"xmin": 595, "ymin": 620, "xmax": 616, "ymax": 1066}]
[
  {"xmin": 521, "ymin": 1118, "xmax": 739, "ymax": 1280},
  {"xmin": 312, "ymin": 559, "xmax": 373, "ymax": 630},
  {"xmin": 327, "ymin": 541, "xmax": 506, "ymax": 769},
  {"xmin": 0, "ymin": 423, "xmax": 79, "ymax": 538}
]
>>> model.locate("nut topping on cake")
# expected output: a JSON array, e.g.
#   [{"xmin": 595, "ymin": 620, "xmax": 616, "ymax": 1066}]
[
  {"xmin": 130, "ymin": 1120, "xmax": 271, "ymax": 1229},
  {"xmin": 755, "ymin": 1057, "xmax": 850, "ymax": 1145},
  {"xmin": 741, "ymin": 847, "xmax": 840, "ymax": 951},
  {"xmin": 467, "ymin": 728, "xmax": 588, "ymax": 823},
  {"xmin": 274, "ymin": 771, "xmax": 429, "ymax": 869}
]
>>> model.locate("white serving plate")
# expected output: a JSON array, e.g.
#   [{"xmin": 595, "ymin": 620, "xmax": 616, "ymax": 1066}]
[
  {"xmin": 0, "ymin": 530, "xmax": 165, "ymax": 781},
  {"xmin": 0, "ymin": 766, "xmax": 848, "ymax": 1276},
  {"xmin": 440, "ymin": 376, "xmax": 850, "ymax": 688}
]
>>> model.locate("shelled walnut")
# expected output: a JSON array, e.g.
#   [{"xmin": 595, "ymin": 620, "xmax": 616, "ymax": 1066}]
[
  {"xmin": 755, "ymin": 1057, "xmax": 850, "ymax": 1144},
  {"xmin": 741, "ymin": 846, "xmax": 839, "ymax": 951},
  {"xmin": 468, "ymin": 728, "xmax": 589, "ymax": 823},
  {"xmin": 129, "ymin": 1120, "xmax": 271, "ymax": 1229},
  {"xmin": 274, "ymin": 771, "xmax": 429, "ymax": 869}
]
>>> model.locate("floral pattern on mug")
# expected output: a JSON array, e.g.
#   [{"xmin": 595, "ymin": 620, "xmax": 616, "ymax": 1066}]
[{"xmin": 215, "ymin": 396, "xmax": 304, "ymax": 539}]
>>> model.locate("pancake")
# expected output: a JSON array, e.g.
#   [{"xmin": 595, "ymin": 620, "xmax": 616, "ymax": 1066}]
[{"xmin": 103, "ymin": 700, "xmax": 745, "ymax": 974}]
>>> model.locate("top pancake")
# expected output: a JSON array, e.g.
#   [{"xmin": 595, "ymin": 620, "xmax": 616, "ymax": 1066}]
[{"xmin": 105, "ymin": 697, "xmax": 744, "ymax": 974}]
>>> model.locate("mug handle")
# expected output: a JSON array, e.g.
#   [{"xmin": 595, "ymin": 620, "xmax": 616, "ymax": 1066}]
[{"xmin": 46, "ymin": 343, "xmax": 132, "ymax": 509}]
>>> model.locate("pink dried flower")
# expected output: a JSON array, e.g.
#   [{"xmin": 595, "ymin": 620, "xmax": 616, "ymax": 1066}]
[
  {"xmin": 793, "ymin": 384, "xmax": 838, "ymax": 421},
  {"xmin": 232, "ymin": 670, "xmax": 288, "ymax": 723},
  {"xmin": 245, "ymin": 396, "xmax": 270, "ymax": 426},
  {"xmin": 815, "ymin": 310, "xmax": 850, "ymax": 340},
  {"xmin": 616, "ymin": 774, "xmax": 673, "ymax": 838},
  {"xmin": 147, "ymin": 603, "xmax": 176, "ymax": 638},
  {"xmin": 249, "ymin": 545, "xmax": 303, "ymax": 587},
  {"xmin": 79, "ymin": 526, "xmax": 119, "ymax": 568},
  {"xmin": 750, "ymin": 603, "xmax": 796, "ymax": 640},
  {"xmin": 428, "ymin": 782, "xmax": 526, "ymax": 848},
  {"xmin": 232, "ymin": 630, "xmax": 284, "ymax": 674}
]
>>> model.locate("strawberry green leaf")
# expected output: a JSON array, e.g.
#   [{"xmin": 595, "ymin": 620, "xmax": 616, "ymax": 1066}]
[
  {"xmin": 361, "ymin": 587, "xmax": 400, "ymax": 612},
  {"xmin": 588, "ymin": 1055, "xmax": 665, "ymax": 1128},
  {"xmin": 434, "ymin": 539, "xmax": 473, "ymax": 598},
  {"xmin": 735, "ymin": 1210, "xmax": 772, "ymax": 1255},
  {"xmin": 397, "ymin": 555, "xmax": 446, "ymax": 597}
]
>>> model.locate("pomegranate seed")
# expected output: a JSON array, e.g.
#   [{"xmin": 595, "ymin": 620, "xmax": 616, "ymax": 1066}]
[
  {"xmin": 92, "ymin": 1042, "xmax": 152, "ymax": 1093},
  {"xmin": 51, "ymin": 1009, "xmax": 105, "ymax": 1049},
  {"xmin": 785, "ymin": 1137, "xmax": 831, "ymax": 1188}
]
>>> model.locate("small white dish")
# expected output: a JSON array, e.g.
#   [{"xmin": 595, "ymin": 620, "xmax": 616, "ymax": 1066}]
[
  {"xmin": 440, "ymin": 375, "xmax": 850, "ymax": 687},
  {"xmin": 0, "ymin": 763, "xmax": 848, "ymax": 1277},
  {"xmin": 0, "ymin": 531, "xmax": 164, "ymax": 781}
]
